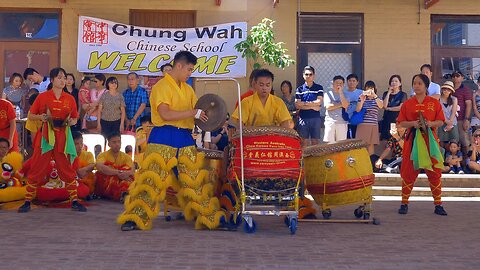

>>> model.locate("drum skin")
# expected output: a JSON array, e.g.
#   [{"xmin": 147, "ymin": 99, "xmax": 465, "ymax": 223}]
[{"xmin": 303, "ymin": 140, "xmax": 374, "ymax": 208}]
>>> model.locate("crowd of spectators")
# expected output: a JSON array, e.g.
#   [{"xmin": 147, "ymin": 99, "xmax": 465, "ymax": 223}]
[{"xmin": 279, "ymin": 64, "xmax": 480, "ymax": 174}]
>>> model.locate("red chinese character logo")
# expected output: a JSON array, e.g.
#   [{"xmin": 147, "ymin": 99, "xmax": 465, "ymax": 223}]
[{"xmin": 82, "ymin": 19, "xmax": 108, "ymax": 44}]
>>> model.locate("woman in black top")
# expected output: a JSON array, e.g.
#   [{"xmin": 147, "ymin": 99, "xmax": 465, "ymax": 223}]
[
  {"xmin": 380, "ymin": 75, "xmax": 407, "ymax": 140},
  {"xmin": 64, "ymin": 73, "xmax": 79, "ymax": 107},
  {"xmin": 64, "ymin": 73, "xmax": 80, "ymax": 130}
]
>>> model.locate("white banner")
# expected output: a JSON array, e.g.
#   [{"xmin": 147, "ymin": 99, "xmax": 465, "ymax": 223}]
[{"xmin": 77, "ymin": 16, "xmax": 247, "ymax": 77}]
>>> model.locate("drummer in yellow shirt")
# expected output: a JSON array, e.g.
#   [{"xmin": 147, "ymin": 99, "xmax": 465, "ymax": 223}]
[
  {"xmin": 232, "ymin": 69, "xmax": 294, "ymax": 129},
  {"xmin": 231, "ymin": 69, "xmax": 317, "ymax": 219}
]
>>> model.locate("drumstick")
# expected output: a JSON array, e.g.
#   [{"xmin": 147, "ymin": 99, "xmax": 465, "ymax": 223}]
[{"xmin": 418, "ymin": 111, "xmax": 428, "ymax": 133}]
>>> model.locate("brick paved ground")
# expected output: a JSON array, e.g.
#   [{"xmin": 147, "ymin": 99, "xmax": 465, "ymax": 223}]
[{"xmin": 3, "ymin": 200, "xmax": 479, "ymax": 270}]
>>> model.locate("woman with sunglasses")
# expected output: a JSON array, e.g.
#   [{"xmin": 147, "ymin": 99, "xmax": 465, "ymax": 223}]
[
  {"xmin": 438, "ymin": 81, "xmax": 459, "ymax": 148},
  {"xmin": 396, "ymin": 74, "xmax": 447, "ymax": 216},
  {"xmin": 97, "ymin": 77, "xmax": 125, "ymax": 137}
]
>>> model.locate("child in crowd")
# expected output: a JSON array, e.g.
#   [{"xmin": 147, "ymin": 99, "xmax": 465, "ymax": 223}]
[
  {"xmin": 79, "ymin": 77, "xmax": 92, "ymax": 111},
  {"xmin": 205, "ymin": 114, "xmax": 230, "ymax": 151},
  {"xmin": 374, "ymin": 123, "xmax": 405, "ymax": 173},
  {"xmin": 444, "ymin": 140, "xmax": 464, "ymax": 174},
  {"xmin": 467, "ymin": 129, "xmax": 480, "ymax": 173},
  {"xmin": 134, "ymin": 115, "xmax": 152, "ymax": 166},
  {"xmin": 125, "ymin": 145, "xmax": 133, "ymax": 158},
  {"xmin": 78, "ymin": 77, "xmax": 97, "ymax": 129}
]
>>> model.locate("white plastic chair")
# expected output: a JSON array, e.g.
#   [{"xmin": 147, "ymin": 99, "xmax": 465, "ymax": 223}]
[
  {"xmin": 105, "ymin": 134, "xmax": 136, "ymax": 158},
  {"xmin": 121, "ymin": 134, "xmax": 136, "ymax": 158},
  {"xmin": 82, "ymin": 134, "xmax": 106, "ymax": 159}
]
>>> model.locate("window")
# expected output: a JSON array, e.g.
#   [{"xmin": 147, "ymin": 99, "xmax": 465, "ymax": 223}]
[
  {"xmin": 0, "ymin": 12, "xmax": 59, "ymax": 40},
  {"xmin": 299, "ymin": 14, "xmax": 362, "ymax": 44},
  {"xmin": 431, "ymin": 16, "xmax": 480, "ymax": 82},
  {"xmin": 432, "ymin": 18, "xmax": 480, "ymax": 47},
  {"xmin": 297, "ymin": 13, "xmax": 364, "ymax": 89},
  {"xmin": 130, "ymin": 10, "xmax": 195, "ymax": 28}
]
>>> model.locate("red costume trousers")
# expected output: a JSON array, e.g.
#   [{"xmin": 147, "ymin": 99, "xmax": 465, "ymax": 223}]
[
  {"xmin": 24, "ymin": 150, "xmax": 78, "ymax": 202},
  {"xmin": 95, "ymin": 162, "xmax": 132, "ymax": 201},
  {"xmin": 400, "ymin": 134, "xmax": 442, "ymax": 205}
]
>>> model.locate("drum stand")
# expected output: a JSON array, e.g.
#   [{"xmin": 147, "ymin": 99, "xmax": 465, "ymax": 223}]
[
  {"xmin": 299, "ymin": 202, "xmax": 380, "ymax": 225},
  {"xmin": 230, "ymin": 171, "xmax": 302, "ymax": 235}
]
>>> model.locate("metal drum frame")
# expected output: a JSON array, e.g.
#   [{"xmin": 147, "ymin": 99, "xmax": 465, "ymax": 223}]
[{"xmin": 229, "ymin": 126, "xmax": 303, "ymax": 234}]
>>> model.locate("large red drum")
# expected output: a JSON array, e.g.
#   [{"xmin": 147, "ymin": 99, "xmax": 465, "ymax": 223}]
[{"xmin": 229, "ymin": 126, "xmax": 302, "ymax": 192}]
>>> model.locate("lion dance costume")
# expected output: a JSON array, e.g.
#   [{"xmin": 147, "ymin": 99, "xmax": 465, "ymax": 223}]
[
  {"xmin": 0, "ymin": 152, "xmax": 25, "ymax": 204},
  {"xmin": 117, "ymin": 126, "xmax": 225, "ymax": 230},
  {"xmin": 117, "ymin": 72, "xmax": 224, "ymax": 230}
]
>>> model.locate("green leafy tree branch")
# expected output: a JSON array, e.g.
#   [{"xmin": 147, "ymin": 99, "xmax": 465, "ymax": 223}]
[{"xmin": 235, "ymin": 18, "xmax": 295, "ymax": 70}]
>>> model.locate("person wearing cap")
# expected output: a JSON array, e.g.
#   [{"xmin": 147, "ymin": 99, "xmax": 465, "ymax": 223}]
[
  {"xmin": 409, "ymin": 64, "xmax": 441, "ymax": 100},
  {"xmin": 232, "ymin": 69, "xmax": 293, "ymax": 129},
  {"xmin": 452, "ymin": 70, "xmax": 473, "ymax": 154},
  {"xmin": 438, "ymin": 81, "xmax": 459, "ymax": 148},
  {"xmin": 295, "ymin": 65, "xmax": 323, "ymax": 146},
  {"xmin": 118, "ymin": 51, "xmax": 226, "ymax": 231}
]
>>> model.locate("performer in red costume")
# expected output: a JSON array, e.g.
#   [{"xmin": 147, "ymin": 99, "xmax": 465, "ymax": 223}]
[
  {"xmin": 0, "ymin": 99, "xmax": 19, "ymax": 152},
  {"xmin": 397, "ymin": 74, "xmax": 447, "ymax": 216},
  {"xmin": 18, "ymin": 67, "xmax": 86, "ymax": 213}
]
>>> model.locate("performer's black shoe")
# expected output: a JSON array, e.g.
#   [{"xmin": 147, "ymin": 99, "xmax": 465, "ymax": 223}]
[
  {"xmin": 71, "ymin": 200, "xmax": 87, "ymax": 212},
  {"xmin": 121, "ymin": 221, "xmax": 138, "ymax": 231},
  {"xmin": 434, "ymin": 205, "xmax": 448, "ymax": 216},
  {"xmin": 398, "ymin": 204, "xmax": 408, "ymax": 214},
  {"xmin": 18, "ymin": 201, "xmax": 31, "ymax": 213}
]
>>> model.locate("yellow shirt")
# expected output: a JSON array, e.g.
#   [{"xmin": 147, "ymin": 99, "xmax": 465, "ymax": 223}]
[
  {"xmin": 232, "ymin": 93, "xmax": 292, "ymax": 126},
  {"xmin": 150, "ymin": 73, "xmax": 198, "ymax": 129},
  {"xmin": 79, "ymin": 150, "xmax": 95, "ymax": 165},
  {"xmin": 96, "ymin": 150, "xmax": 133, "ymax": 168}
]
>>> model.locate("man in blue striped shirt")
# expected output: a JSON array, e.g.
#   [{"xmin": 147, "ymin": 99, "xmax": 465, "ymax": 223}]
[{"xmin": 295, "ymin": 66, "xmax": 323, "ymax": 146}]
